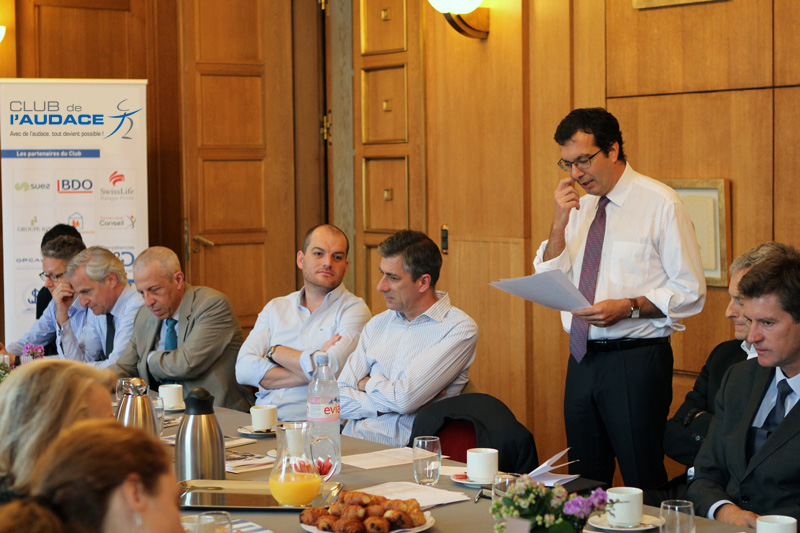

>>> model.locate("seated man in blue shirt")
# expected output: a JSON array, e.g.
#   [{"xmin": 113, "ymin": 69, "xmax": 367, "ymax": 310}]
[
  {"xmin": 55, "ymin": 246, "xmax": 143, "ymax": 368},
  {"xmin": 339, "ymin": 230, "xmax": 478, "ymax": 447},
  {"xmin": 0, "ymin": 235, "xmax": 88, "ymax": 364},
  {"xmin": 236, "ymin": 224, "xmax": 371, "ymax": 421}
]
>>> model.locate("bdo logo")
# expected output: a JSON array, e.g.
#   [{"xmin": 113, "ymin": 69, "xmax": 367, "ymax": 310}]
[{"xmin": 58, "ymin": 179, "xmax": 93, "ymax": 193}]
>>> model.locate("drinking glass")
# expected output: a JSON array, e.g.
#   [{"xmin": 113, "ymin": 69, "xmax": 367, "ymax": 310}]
[
  {"xmin": 181, "ymin": 511, "xmax": 232, "ymax": 533},
  {"xmin": 660, "ymin": 500, "xmax": 695, "ymax": 533},
  {"xmin": 115, "ymin": 378, "xmax": 132, "ymax": 402},
  {"xmin": 492, "ymin": 473, "xmax": 520, "ymax": 503},
  {"xmin": 152, "ymin": 396, "xmax": 165, "ymax": 436},
  {"xmin": 412, "ymin": 436, "xmax": 441, "ymax": 486}
]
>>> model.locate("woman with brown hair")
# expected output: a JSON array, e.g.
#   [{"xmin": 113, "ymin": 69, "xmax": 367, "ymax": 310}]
[
  {"xmin": 0, "ymin": 419, "xmax": 183, "ymax": 533},
  {"xmin": 0, "ymin": 359, "xmax": 115, "ymax": 501}
]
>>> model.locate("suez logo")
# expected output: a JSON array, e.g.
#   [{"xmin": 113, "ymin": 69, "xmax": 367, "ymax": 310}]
[
  {"xmin": 57, "ymin": 179, "xmax": 93, "ymax": 193},
  {"xmin": 15, "ymin": 182, "xmax": 51, "ymax": 191}
]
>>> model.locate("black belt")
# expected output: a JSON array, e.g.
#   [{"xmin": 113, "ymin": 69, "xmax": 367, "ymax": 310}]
[{"xmin": 587, "ymin": 336, "xmax": 670, "ymax": 352}]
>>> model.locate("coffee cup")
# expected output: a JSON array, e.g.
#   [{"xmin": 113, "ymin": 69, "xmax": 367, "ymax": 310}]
[
  {"xmin": 757, "ymin": 516, "xmax": 798, "ymax": 533},
  {"xmin": 607, "ymin": 487, "xmax": 643, "ymax": 527},
  {"xmin": 250, "ymin": 404, "xmax": 278, "ymax": 432},
  {"xmin": 159, "ymin": 384, "xmax": 184, "ymax": 410},
  {"xmin": 466, "ymin": 448, "xmax": 498, "ymax": 484}
]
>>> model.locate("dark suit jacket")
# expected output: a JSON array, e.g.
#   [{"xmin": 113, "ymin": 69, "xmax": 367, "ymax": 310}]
[
  {"xmin": 664, "ymin": 340, "xmax": 748, "ymax": 466},
  {"xmin": 687, "ymin": 359, "xmax": 800, "ymax": 519},
  {"xmin": 110, "ymin": 284, "xmax": 254, "ymax": 412}
]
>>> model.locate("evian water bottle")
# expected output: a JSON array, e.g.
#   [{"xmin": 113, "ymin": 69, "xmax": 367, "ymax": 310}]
[{"xmin": 307, "ymin": 352, "xmax": 341, "ymax": 476}]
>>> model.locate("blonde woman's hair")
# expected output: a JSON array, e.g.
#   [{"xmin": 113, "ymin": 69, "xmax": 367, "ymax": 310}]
[{"xmin": 0, "ymin": 359, "xmax": 115, "ymax": 494}]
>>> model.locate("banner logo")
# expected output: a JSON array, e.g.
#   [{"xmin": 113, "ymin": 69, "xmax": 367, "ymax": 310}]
[
  {"xmin": 67, "ymin": 212, "xmax": 84, "ymax": 230},
  {"xmin": 99, "ymin": 215, "xmax": 135, "ymax": 230},
  {"xmin": 109, "ymin": 170, "xmax": 125, "ymax": 186},
  {"xmin": 58, "ymin": 179, "xmax": 93, "ymax": 193},
  {"xmin": 14, "ymin": 181, "xmax": 50, "ymax": 191},
  {"xmin": 106, "ymin": 99, "xmax": 142, "ymax": 139}
]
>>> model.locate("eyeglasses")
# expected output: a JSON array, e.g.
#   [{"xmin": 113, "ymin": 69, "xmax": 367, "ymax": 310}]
[
  {"xmin": 558, "ymin": 149, "xmax": 602, "ymax": 172},
  {"xmin": 39, "ymin": 271, "xmax": 66, "ymax": 283}
]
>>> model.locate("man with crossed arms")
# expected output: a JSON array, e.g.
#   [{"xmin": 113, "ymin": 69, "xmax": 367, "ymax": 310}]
[
  {"xmin": 236, "ymin": 224, "xmax": 371, "ymax": 421},
  {"xmin": 338, "ymin": 230, "xmax": 478, "ymax": 447}
]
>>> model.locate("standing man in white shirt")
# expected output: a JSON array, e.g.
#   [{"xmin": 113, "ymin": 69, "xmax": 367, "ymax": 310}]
[
  {"xmin": 236, "ymin": 224, "xmax": 371, "ymax": 421},
  {"xmin": 534, "ymin": 108, "xmax": 706, "ymax": 489},
  {"xmin": 0, "ymin": 235, "xmax": 88, "ymax": 364},
  {"xmin": 339, "ymin": 230, "xmax": 478, "ymax": 447},
  {"xmin": 55, "ymin": 246, "xmax": 143, "ymax": 368}
]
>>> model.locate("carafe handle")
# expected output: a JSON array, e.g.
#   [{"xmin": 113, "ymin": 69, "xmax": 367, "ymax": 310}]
[{"xmin": 310, "ymin": 435, "xmax": 340, "ymax": 482}]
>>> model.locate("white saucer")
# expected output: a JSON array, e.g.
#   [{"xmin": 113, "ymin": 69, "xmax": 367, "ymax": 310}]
[
  {"xmin": 165, "ymin": 404, "xmax": 185, "ymax": 413},
  {"xmin": 450, "ymin": 474, "xmax": 492, "ymax": 488},
  {"xmin": 588, "ymin": 513, "xmax": 664, "ymax": 532},
  {"xmin": 237, "ymin": 425, "xmax": 276, "ymax": 439}
]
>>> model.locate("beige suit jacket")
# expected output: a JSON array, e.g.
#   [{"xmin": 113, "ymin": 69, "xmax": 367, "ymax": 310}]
[{"xmin": 111, "ymin": 284, "xmax": 254, "ymax": 411}]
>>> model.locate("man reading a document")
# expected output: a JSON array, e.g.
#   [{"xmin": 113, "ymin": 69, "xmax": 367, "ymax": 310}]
[{"xmin": 533, "ymin": 107, "xmax": 706, "ymax": 489}]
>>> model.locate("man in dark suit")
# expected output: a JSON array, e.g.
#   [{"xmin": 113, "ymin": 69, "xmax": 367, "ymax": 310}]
[
  {"xmin": 110, "ymin": 246, "xmax": 253, "ymax": 411},
  {"xmin": 659, "ymin": 243, "xmax": 795, "ymax": 502},
  {"xmin": 687, "ymin": 249, "xmax": 800, "ymax": 526}
]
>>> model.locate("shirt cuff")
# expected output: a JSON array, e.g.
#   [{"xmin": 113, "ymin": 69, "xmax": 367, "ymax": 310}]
[{"xmin": 708, "ymin": 500, "xmax": 735, "ymax": 520}]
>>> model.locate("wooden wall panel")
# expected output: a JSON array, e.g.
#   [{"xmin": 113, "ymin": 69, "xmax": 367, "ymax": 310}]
[
  {"xmin": 609, "ymin": 90, "xmax": 773, "ymax": 373},
  {"xmin": 201, "ymin": 160, "xmax": 266, "ymax": 231},
  {"xmin": 774, "ymin": 88, "xmax": 800, "ymax": 246},
  {"xmin": 439, "ymin": 237, "xmax": 528, "ymax": 423},
  {"xmin": 775, "ymin": 0, "xmax": 800, "ymax": 86},
  {"xmin": 606, "ymin": 0, "xmax": 771, "ymax": 97},
  {"xmin": 424, "ymin": 0, "xmax": 524, "ymax": 240},
  {"xmin": 363, "ymin": 156, "xmax": 409, "ymax": 232},
  {"xmin": 199, "ymin": 75, "xmax": 265, "ymax": 146},
  {"xmin": 529, "ymin": 0, "xmax": 575, "ymax": 457},
  {"xmin": 362, "ymin": 0, "xmax": 406, "ymax": 55},
  {"xmin": 197, "ymin": 0, "xmax": 261, "ymax": 63},
  {"xmin": 362, "ymin": 65, "xmax": 408, "ymax": 143}
]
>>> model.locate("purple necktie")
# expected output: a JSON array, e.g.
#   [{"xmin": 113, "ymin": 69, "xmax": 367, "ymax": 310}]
[{"xmin": 569, "ymin": 196, "xmax": 609, "ymax": 363}]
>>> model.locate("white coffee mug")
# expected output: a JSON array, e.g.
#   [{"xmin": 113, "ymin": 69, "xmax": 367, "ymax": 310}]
[
  {"xmin": 159, "ymin": 384, "xmax": 184, "ymax": 410},
  {"xmin": 607, "ymin": 487, "xmax": 643, "ymax": 527},
  {"xmin": 250, "ymin": 404, "xmax": 278, "ymax": 431},
  {"xmin": 466, "ymin": 447, "xmax": 499, "ymax": 484},
  {"xmin": 757, "ymin": 515, "xmax": 798, "ymax": 533}
]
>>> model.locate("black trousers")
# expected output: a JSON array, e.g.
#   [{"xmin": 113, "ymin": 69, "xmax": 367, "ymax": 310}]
[{"xmin": 564, "ymin": 342, "xmax": 673, "ymax": 490}]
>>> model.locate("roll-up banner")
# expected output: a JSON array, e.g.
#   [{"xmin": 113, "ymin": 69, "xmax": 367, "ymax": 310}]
[{"xmin": 0, "ymin": 79, "xmax": 149, "ymax": 340}]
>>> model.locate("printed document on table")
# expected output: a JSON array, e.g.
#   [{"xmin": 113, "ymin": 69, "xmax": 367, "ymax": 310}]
[
  {"xmin": 528, "ymin": 448, "xmax": 579, "ymax": 487},
  {"xmin": 342, "ymin": 447, "xmax": 417, "ymax": 469},
  {"xmin": 358, "ymin": 481, "xmax": 469, "ymax": 509},
  {"xmin": 490, "ymin": 271, "xmax": 590, "ymax": 312}
]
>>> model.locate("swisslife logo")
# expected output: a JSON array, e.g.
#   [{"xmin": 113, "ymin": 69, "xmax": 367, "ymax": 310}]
[{"xmin": 100, "ymin": 170, "xmax": 134, "ymax": 201}]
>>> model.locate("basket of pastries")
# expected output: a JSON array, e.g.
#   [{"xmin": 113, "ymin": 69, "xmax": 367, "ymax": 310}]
[{"xmin": 298, "ymin": 490, "xmax": 433, "ymax": 533}]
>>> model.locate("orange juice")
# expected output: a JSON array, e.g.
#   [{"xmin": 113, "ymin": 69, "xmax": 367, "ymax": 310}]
[{"xmin": 269, "ymin": 472, "xmax": 322, "ymax": 506}]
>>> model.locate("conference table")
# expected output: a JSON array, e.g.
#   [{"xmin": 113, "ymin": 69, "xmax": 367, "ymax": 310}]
[{"xmin": 167, "ymin": 406, "xmax": 753, "ymax": 533}]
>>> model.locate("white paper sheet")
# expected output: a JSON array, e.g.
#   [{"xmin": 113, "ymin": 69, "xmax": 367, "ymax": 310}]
[
  {"xmin": 342, "ymin": 447, "xmax": 417, "ymax": 469},
  {"xmin": 358, "ymin": 481, "xmax": 469, "ymax": 509},
  {"xmin": 490, "ymin": 270, "xmax": 590, "ymax": 312},
  {"xmin": 528, "ymin": 448, "xmax": 579, "ymax": 486}
]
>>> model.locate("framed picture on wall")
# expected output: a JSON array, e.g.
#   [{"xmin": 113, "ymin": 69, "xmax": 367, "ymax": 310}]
[
  {"xmin": 633, "ymin": 0, "xmax": 728, "ymax": 8},
  {"xmin": 662, "ymin": 179, "xmax": 731, "ymax": 287}
]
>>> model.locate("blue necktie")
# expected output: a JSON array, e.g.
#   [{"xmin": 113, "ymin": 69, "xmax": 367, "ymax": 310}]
[
  {"xmin": 752, "ymin": 379, "xmax": 793, "ymax": 457},
  {"xmin": 165, "ymin": 318, "xmax": 178, "ymax": 350}
]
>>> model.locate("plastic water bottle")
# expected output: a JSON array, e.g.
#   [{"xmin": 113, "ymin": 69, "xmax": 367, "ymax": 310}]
[{"xmin": 307, "ymin": 352, "xmax": 341, "ymax": 476}]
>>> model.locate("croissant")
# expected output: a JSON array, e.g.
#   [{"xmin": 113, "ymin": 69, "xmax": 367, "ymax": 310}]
[
  {"xmin": 363, "ymin": 516, "xmax": 391, "ymax": 533},
  {"xmin": 329, "ymin": 502, "xmax": 348, "ymax": 517},
  {"xmin": 383, "ymin": 510, "xmax": 413, "ymax": 529},
  {"xmin": 299, "ymin": 507, "xmax": 329, "ymax": 525},
  {"xmin": 340, "ymin": 491, "xmax": 371, "ymax": 506},
  {"xmin": 365, "ymin": 504, "xmax": 386, "ymax": 517},
  {"xmin": 316, "ymin": 515, "xmax": 338, "ymax": 531},
  {"xmin": 408, "ymin": 510, "xmax": 427, "ymax": 527},
  {"xmin": 382, "ymin": 500, "xmax": 408, "ymax": 512},
  {"xmin": 333, "ymin": 517, "xmax": 366, "ymax": 533},
  {"xmin": 340, "ymin": 505, "xmax": 366, "ymax": 520}
]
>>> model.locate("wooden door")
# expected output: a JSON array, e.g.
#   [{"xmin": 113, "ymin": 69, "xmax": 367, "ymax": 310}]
[{"xmin": 180, "ymin": 0, "xmax": 296, "ymax": 333}]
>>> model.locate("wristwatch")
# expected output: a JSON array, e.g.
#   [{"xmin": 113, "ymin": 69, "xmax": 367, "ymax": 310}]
[
  {"xmin": 266, "ymin": 345, "xmax": 280, "ymax": 364},
  {"xmin": 629, "ymin": 298, "xmax": 640, "ymax": 319}
]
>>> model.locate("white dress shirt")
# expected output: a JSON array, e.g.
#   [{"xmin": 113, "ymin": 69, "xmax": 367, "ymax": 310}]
[
  {"xmin": 534, "ymin": 164, "xmax": 706, "ymax": 339},
  {"xmin": 338, "ymin": 292, "xmax": 478, "ymax": 447},
  {"xmin": 6, "ymin": 298, "xmax": 88, "ymax": 356},
  {"xmin": 236, "ymin": 284, "xmax": 371, "ymax": 422},
  {"xmin": 57, "ymin": 284, "xmax": 144, "ymax": 368}
]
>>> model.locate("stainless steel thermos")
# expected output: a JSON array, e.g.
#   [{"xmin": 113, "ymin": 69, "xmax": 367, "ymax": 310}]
[{"xmin": 174, "ymin": 387, "xmax": 225, "ymax": 482}]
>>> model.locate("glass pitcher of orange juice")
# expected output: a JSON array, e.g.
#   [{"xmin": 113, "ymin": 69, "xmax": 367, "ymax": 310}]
[{"xmin": 269, "ymin": 422, "xmax": 340, "ymax": 507}]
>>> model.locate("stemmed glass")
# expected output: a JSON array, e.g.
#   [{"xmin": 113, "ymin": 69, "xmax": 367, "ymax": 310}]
[
  {"xmin": 152, "ymin": 396, "xmax": 165, "ymax": 436},
  {"xmin": 181, "ymin": 510, "xmax": 232, "ymax": 532}
]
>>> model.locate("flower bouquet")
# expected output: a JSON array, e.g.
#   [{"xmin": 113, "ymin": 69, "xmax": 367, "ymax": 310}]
[
  {"xmin": 22, "ymin": 343, "xmax": 45, "ymax": 360},
  {"xmin": 490, "ymin": 475, "xmax": 608, "ymax": 533}
]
